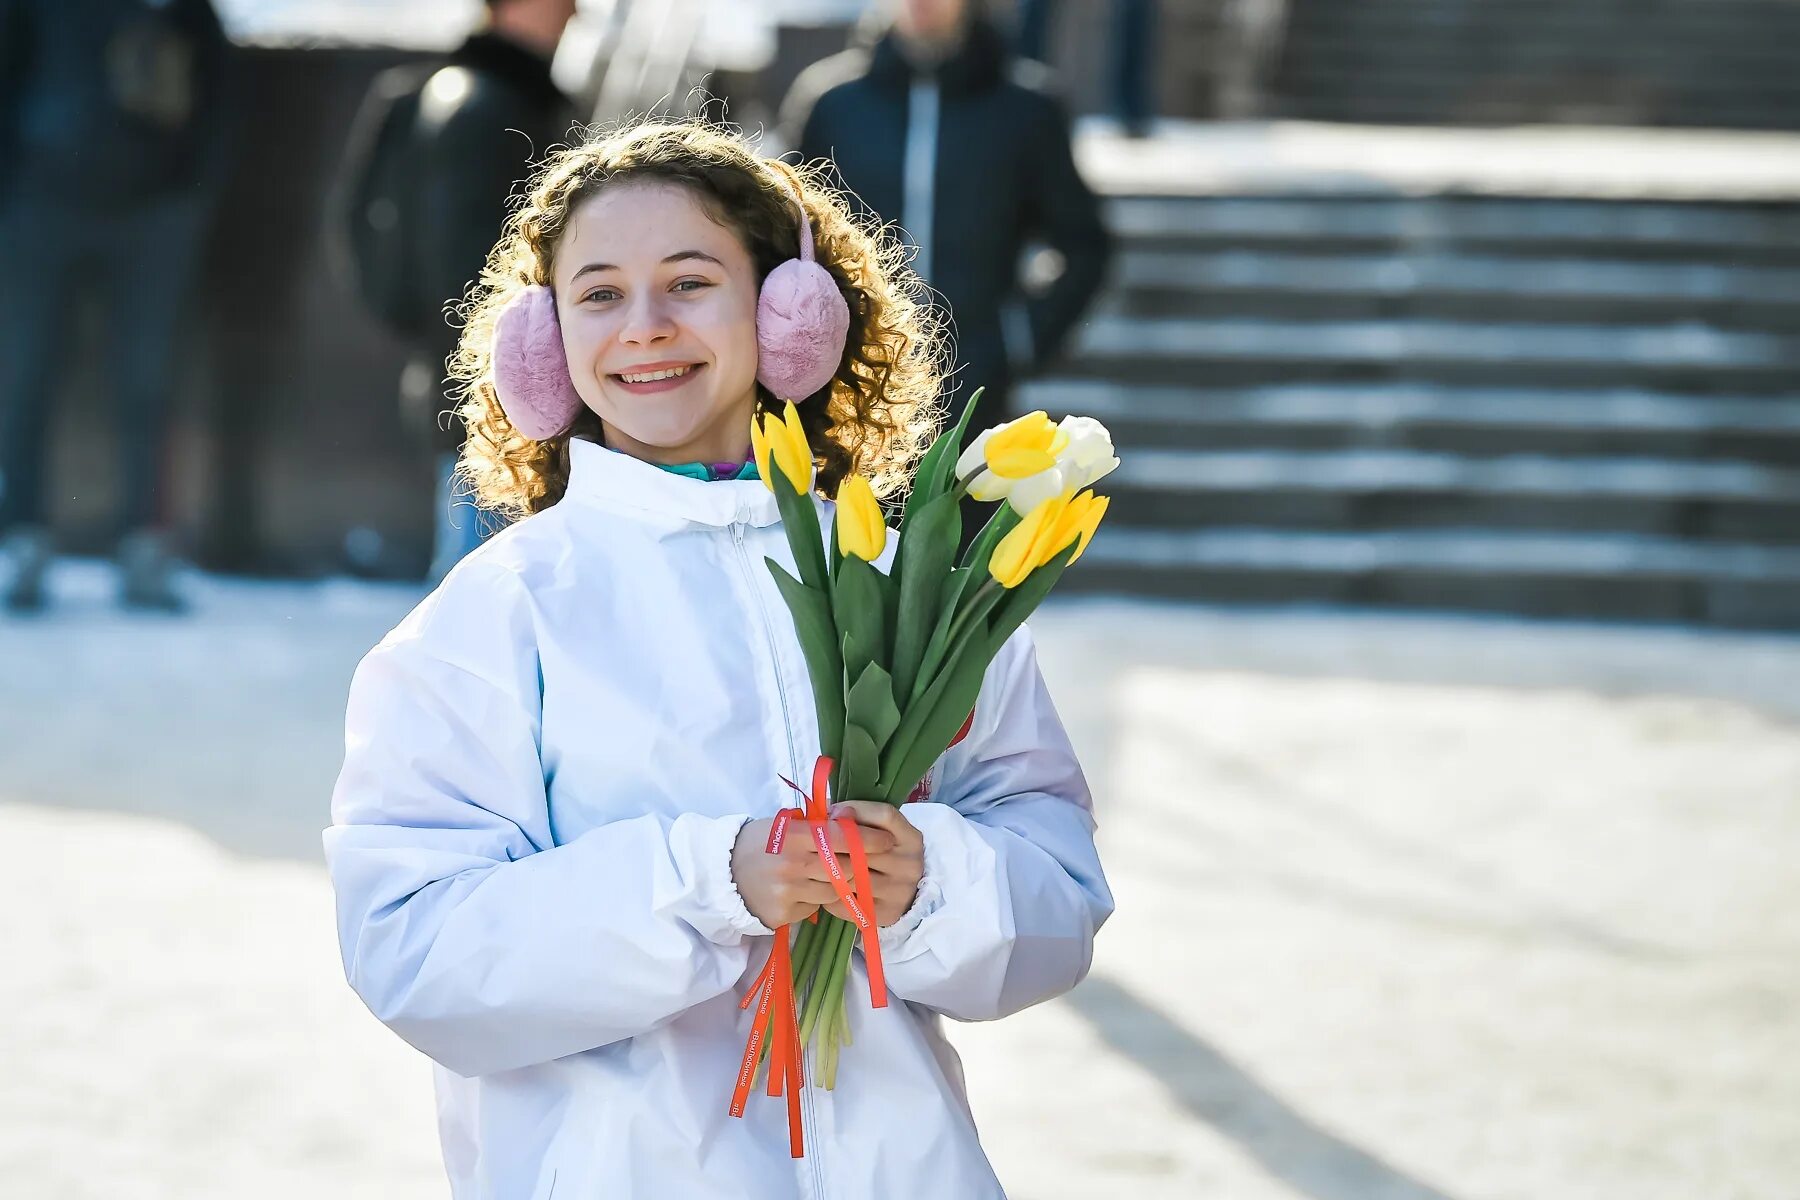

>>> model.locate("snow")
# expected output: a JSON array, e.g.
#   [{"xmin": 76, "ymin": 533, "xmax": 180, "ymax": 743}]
[{"xmin": 4, "ymin": 563, "xmax": 1799, "ymax": 1197}]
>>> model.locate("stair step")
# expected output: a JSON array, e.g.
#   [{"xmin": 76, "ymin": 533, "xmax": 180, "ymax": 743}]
[
  {"xmin": 1096, "ymin": 449, "xmax": 1800, "ymax": 542},
  {"xmin": 1106, "ymin": 197, "xmax": 1800, "ymax": 261},
  {"xmin": 1063, "ymin": 316, "xmax": 1800, "ymax": 389},
  {"xmin": 1019, "ymin": 380, "xmax": 1800, "ymax": 464},
  {"xmin": 1064, "ymin": 527, "xmax": 1800, "ymax": 625},
  {"xmin": 1104, "ymin": 249, "xmax": 1800, "ymax": 327},
  {"xmin": 1114, "ymin": 448, "xmax": 1800, "ymax": 501}
]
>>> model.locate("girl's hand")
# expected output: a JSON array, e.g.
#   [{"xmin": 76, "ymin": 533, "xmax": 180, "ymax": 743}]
[
  {"xmin": 821, "ymin": 801, "xmax": 925, "ymax": 928},
  {"xmin": 731, "ymin": 814, "xmax": 899, "ymax": 929}
]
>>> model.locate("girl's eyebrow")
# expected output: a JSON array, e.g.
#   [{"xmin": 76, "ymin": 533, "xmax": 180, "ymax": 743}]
[{"xmin": 571, "ymin": 251, "xmax": 724, "ymax": 282}]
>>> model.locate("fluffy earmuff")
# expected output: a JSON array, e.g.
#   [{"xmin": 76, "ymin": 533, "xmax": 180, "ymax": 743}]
[
  {"xmin": 489, "ymin": 285, "xmax": 582, "ymax": 440},
  {"xmin": 754, "ymin": 198, "xmax": 851, "ymax": 401}
]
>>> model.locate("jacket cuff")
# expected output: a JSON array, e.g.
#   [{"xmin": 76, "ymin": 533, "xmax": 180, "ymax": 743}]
[
  {"xmin": 678, "ymin": 813, "xmax": 776, "ymax": 943},
  {"xmin": 877, "ymin": 802, "xmax": 962, "ymax": 953}
]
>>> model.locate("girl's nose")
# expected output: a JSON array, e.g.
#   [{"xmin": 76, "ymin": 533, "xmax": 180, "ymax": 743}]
[{"xmin": 619, "ymin": 294, "xmax": 677, "ymax": 345}]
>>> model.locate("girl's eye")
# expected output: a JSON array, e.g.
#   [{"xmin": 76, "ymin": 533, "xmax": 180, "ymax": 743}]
[
  {"xmin": 582, "ymin": 288, "xmax": 620, "ymax": 304},
  {"xmin": 672, "ymin": 279, "xmax": 710, "ymax": 293}
]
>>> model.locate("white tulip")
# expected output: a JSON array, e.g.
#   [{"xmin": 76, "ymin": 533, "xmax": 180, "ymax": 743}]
[{"xmin": 955, "ymin": 412, "xmax": 1118, "ymax": 517}]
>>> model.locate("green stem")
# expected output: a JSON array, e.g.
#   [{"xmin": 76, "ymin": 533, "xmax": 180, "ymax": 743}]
[
  {"xmin": 815, "ymin": 925, "xmax": 852, "ymax": 1088},
  {"xmin": 799, "ymin": 917, "xmax": 852, "ymax": 1043},
  {"xmin": 790, "ymin": 917, "xmax": 826, "ymax": 990},
  {"xmin": 940, "ymin": 579, "xmax": 1000, "ymax": 662}
]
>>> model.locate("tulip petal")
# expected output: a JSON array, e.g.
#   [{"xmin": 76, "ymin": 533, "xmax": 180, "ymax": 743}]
[
  {"xmin": 836, "ymin": 474, "xmax": 886, "ymax": 562},
  {"xmin": 751, "ymin": 413, "xmax": 776, "ymax": 494},
  {"xmin": 1004, "ymin": 467, "xmax": 1067, "ymax": 518},
  {"xmin": 966, "ymin": 469, "xmax": 1010, "ymax": 502},
  {"xmin": 989, "ymin": 496, "xmax": 1058, "ymax": 589},
  {"xmin": 955, "ymin": 428, "xmax": 995, "ymax": 483},
  {"xmin": 1071, "ymin": 494, "xmax": 1109, "ymax": 562},
  {"xmin": 987, "ymin": 447, "xmax": 1058, "ymax": 479}
]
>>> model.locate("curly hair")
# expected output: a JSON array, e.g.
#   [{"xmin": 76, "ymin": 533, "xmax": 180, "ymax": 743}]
[{"xmin": 449, "ymin": 121, "xmax": 948, "ymax": 518}]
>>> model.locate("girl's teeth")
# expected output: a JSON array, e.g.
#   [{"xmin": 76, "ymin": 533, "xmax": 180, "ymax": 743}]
[{"xmin": 620, "ymin": 366, "xmax": 693, "ymax": 383}]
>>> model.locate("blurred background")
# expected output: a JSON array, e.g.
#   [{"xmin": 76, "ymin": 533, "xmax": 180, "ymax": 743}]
[{"xmin": 3, "ymin": 1, "xmax": 1799, "ymax": 1197}]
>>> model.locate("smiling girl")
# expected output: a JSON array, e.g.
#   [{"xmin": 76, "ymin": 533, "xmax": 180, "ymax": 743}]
[{"xmin": 324, "ymin": 123, "xmax": 1112, "ymax": 1199}]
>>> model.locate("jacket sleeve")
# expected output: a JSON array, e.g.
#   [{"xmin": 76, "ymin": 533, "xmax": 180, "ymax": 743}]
[
  {"xmin": 876, "ymin": 626, "xmax": 1114, "ymax": 1022},
  {"xmin": 323, "ymin": 563, "xmax": 772, "ymax": 1079},
  {"xmin": 1016, "ymin": 96, "xmax": 1112, "ymax": 372}
]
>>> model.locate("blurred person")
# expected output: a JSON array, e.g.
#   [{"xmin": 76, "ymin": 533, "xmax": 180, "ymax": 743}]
[
  {"xmin": 336, "ymin": 0, "xmax": 577, "ymax": 583},
  {"xmin": 325, "ymin": 121, "xmax": 1111, "ymax": 1196},
  {"xmin": 779, "ymin": 0, "xmax": 1110, "ymax": 547},
  {"xmin": 0, "ymin": 0, "xmax": 231, "ymax": 612},
  {"xmin": 1016, "ymin": 0, "xmax": 1158, "ymax": 137}
]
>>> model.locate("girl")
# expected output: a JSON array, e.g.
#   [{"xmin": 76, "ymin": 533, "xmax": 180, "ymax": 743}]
[{"xmin": 325, "ymin": 122, "xmax": 1112, "ymax": 1200}]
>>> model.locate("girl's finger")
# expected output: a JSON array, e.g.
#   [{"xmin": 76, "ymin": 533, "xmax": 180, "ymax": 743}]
[{"xmin": 829, "ymin": 801, "xmax": 923, "ymax": 853}]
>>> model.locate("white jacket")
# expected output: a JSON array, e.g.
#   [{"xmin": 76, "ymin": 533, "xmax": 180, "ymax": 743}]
[{"xmin": 325, "ymin": 438, "xmax": 1113, "ymax": 1200}]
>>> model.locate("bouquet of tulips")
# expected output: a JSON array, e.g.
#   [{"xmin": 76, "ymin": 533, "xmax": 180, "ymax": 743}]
[{"xmin": 728, "ymin": 389, "xmax": 1116, "ymax": 1152}]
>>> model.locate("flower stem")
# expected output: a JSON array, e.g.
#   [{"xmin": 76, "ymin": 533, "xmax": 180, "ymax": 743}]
[{"xmin": 799, "ymin": 916, "xmax": 851, "ymax": 1044}]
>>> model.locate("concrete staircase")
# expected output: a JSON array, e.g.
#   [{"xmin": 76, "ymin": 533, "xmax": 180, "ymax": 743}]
[
  {"xmin": 1272, "ymin": 0, "xmax": 1800, "ymax": 130},
  {"xmin": 1025, "ymin": 192, "xmax": 1800, "ymax": 626}
]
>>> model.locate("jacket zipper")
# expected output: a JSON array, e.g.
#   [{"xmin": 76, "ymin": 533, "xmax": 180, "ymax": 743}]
[
  {"xmin": 903, "ymin": 77, "xmax": 940, "ymax": 283},
  {"xmin": 732, "ymin": 514, "xmax": 829, "ymax": 1200}
]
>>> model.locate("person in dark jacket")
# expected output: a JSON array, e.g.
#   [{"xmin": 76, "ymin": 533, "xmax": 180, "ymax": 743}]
[
  {"xmin": 779, "ymin": 0, "xmax": 1111, "ymax": 544},
  {"xmin": 0, "ymin": 0, "xmax": 231, "ymax": 612},
  {"xmin": 340, "ymin": 0, "xmax": 577, "ymax": 582}
]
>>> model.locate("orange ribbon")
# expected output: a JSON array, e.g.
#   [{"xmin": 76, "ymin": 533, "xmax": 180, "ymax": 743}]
[{"xmin": 728, "ymin": 755, "xmax": 888, "ymax": 1157}]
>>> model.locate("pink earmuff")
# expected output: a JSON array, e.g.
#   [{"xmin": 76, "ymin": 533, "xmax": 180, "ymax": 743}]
[
  {"xmin": 489, "ymin": 172, "xmax": 852, "ymax": 439},
  {"xmin": 490, "ymin": 285, "xmax": 584, "ymax": 440},
  {"xmin": 754, "ymin": 182, "xmax": 852, "ymax": 400}
]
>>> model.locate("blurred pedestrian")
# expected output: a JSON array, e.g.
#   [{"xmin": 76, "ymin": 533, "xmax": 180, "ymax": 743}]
[
  {"xmin": 0, "ymin": 0, "xmax": 231, "ymax": 612},
  {"xmin": 779, "ymin": 0, "xmax": 1110, "ymax": 549},
  {"xmin": 1016, "ymin": 0, "xmax": 1158, "ymax": 137},
  {"xmin": 336, "ymin": 0, "xmax": 578, "ymax": 584}
]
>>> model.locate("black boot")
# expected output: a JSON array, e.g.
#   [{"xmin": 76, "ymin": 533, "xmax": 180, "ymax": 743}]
[
  {"xmin": 118, "ymin": 529, "xmax": 187, "ymax": 613},
  {"xmin": 2, "ymin": 526, "xmax": 52, "ymax": 613}
]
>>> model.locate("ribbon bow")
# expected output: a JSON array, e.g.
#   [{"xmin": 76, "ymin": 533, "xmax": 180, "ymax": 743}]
[{"xmin": 728, "ymin": 755, "xmax": 887, "ymax": 1157}]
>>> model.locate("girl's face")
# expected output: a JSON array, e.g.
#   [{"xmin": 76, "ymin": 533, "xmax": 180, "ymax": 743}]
[{"xmin": 553, "ymin": 181, "xmax": 763, "ymax": 466}]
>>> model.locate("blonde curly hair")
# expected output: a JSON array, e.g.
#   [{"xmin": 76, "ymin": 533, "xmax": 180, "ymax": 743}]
[{"xmin": 449, "ymin": 121, "xmax": 948, "ymax": 518}]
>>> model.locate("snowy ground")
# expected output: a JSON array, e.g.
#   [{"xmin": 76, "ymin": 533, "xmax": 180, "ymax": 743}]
[{"xmin": 4, "ymin": 564, "xmax": 1799, "ymax": 1199}]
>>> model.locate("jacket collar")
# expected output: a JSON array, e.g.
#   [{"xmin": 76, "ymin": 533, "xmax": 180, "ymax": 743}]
[
  {"xmin": 449, "ymin": 31, "xmax": 569, "ymax": 113},
  {"xmin": 563, "ymin": 438, "xmax": 782, "ymax": 529},
  {"xmin": 868, "ymin": 17, "xmax": 1007, "ymax": 96}
]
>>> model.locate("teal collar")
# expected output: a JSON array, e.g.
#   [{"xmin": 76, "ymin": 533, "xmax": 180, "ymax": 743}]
[{"xmin": 651, "ymin": 459, "xmax": 761, "ymax": 482}]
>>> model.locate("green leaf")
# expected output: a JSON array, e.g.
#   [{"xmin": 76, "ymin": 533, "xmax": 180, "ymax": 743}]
[
  {"xmin": 918, "ymin": 386, "xmax": 985, "ymax": 504},
  {"xmin": 844, "ymin": 660, "xmax": 902, "ymax": 752},
  {"xmin": 907, "ymin": 568, "xmax": 1008, "ymax": 708},
  {"xmin": 909, "ymin": 565, "xmax": 970, "ymax": 700},
  {"xmin": 957, "ymin": 499, "xmax": 1021, "ymax": 578},
  {"xmin": 834, "ymin": 554, "xmax": 886, "ymax": 689},
  {"xmin": 767, "ymin": 560, "xmax": 844, "ymax": 757},
  {"xmin": 878, "ymin": 617, "xmax": 995, "ymax": 805},
  {"xmin": 770, "ymin": 466, "xmax": 829, "ymax": 594},
  {"xmin": 888, "ymin": 492, "xmax": 959, "ymax": 703},
  {"xmin": 837, "ymin": 721, "xmax": 881, "ymax": 802}
]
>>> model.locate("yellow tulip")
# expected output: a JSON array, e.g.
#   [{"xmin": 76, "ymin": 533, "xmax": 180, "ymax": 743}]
[
  {"xmin": 989, "ymin": 489, "xmax": 1070, "ymax": 588},
  {"xmin": 751, "ymin": 414, "xmax": 775, "ymax": 489},
  {"xmin": 956, "ymin": 411, "xmax": 1115, "ymax": 516},
  {"xmin": 835, "ymin": 474, "xmax": 887, "ymax": 562},
  {"xmin": 751, "ymin": 400, "xmax": 814, "ymax": 495},
  {"xmin": 981, "ymin": 411, "xmax": 1069, "ymax": 480},
  {"xmin": 1066, "ymin": 493, "xmax": 1108, "ymax": 563},
  {"xmin": 988, "ymin": 489, "xmax": 1108, "ymax": 588}
]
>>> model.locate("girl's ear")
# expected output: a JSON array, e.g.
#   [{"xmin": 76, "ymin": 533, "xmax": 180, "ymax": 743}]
[{"xmin": 491, "ymin": 286, "xmax": 584, "ymax": 439}]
